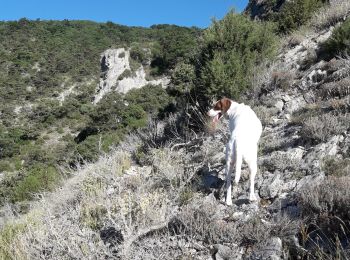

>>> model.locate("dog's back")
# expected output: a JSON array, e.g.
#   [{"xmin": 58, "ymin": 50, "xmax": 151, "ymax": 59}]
[{"xmin": 228, "ymin": 103, "xmax": 262, "ymax": 145}]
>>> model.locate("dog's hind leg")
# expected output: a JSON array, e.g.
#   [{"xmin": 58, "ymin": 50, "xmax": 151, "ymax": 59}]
[
  {"xmin": 225, "ymin": 142, "xmax": 234, "ymax": 206},
  {"xmin": 234, "ymin": 141, "xmax": 242, "ymax": 185},
  {"xmin": 246, "ymin": 145, "xmax": 258, "ymax": 202}
]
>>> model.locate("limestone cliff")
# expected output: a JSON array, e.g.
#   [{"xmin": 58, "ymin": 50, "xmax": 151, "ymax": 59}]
[{"xmin": 93, "ymin": 48, "xmax": 170, "ymax": 103}]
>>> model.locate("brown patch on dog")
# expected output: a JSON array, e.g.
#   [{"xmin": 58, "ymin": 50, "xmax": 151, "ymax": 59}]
[{"xmin": 213, "ymin": 98, "xmax": 232, "ymax": 114}]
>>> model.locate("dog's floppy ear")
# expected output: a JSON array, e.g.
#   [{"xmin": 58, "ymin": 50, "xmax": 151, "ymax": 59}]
[{"xmin": 221, "ymin": 97, "xmax": 231, "ymax": 114}]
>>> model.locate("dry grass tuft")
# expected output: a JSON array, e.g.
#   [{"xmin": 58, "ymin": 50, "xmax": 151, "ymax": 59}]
[
  {"xmin": 320, "ymin": 77, "xmax": 350, "ymax": 100},
  {"xmin": 311, "ymin": 0, "xmax": 350, "ymax": 31},
  {"xmin": 297, "ymin": 176, "xmax": 350, "ymax": 259},
  {"xmin": 299, "ymin": 112, "xmax": 349, "ymax": 143}
]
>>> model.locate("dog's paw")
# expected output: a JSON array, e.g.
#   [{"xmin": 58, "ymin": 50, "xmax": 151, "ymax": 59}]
[
  {"xmin": 249, "ymin": 193, "xmax": 257, "ymax": 202},
  {"xmin": 226, "ymin": 199, "xmax": 233, "ymax": 206}
]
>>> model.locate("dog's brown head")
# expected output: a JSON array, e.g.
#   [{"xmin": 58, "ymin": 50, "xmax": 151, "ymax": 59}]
[{"xmin": 207, "ymin": 98, "xmax": 232, "ymax": 125}]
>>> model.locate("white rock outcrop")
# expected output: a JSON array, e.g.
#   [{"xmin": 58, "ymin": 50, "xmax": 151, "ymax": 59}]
[
  {"xmin": 93, "ymin": 48, "xmax": 170, "ymax": 104},
  {"xmin": 94, "ymin": 48, "xmax": 130, "ymax": 104}
]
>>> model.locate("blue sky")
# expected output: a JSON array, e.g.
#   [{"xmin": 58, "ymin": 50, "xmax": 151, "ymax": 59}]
[{"xmin": 1, "ymin": 0, "xmax": 248, "ymax": 28}]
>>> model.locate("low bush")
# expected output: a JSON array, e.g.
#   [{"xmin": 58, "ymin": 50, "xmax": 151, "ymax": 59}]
[
  {"xmin": 253, "ymin": 105, "xmax": 279, "ymax": 126},
  {"xmin": 293, "ymin": 106, "xmax": 349, "ymax": 144},
  {"xmin": 125, "ymin": 84, "xmax": 173, "ymax": 117},
  {"xmin": 298, "ymin": 176, "xmax": 350, "ymax": 258},
  {"xmin": 322, "ymin": 156, "xmax": 350, "ymax": 177},
  {"xmin": 270, "ymin": 70, "xmax": 295, "ymax": 90},
  {"xmin": 319, "ymin": 77, "xmax": 350, "ymax": 100},
  {"xmin": 320, "ymin": 17, "xmax": 350, "ymax": 59},
  {"xmin": 80, "ymin": 203, "xmax": 107, "ymax": 230},
  {"xmin": 273, "ymin": 0, "xmax": 329, "ymax": 33},
  {"xmin": 299, "ymin": 112, "xmax": 349, "ymax": 143},
  {"xmin": 0, "ymin": 221, "xmax": 28, "ymax": 259},
  {"xmin": 11, "ymin": 164, "xmax": 61, "ymax": 202}
]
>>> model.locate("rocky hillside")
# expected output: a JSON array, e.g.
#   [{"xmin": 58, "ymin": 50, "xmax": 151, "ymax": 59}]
[{"xmin": 1, "ymin": 1, "xmax": 350, "ymax": 259}]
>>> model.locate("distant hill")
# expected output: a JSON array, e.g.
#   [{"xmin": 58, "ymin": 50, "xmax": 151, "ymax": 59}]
[{"xmin": 0, "ymin": 19, "xmax": 200, "ymax": 204}]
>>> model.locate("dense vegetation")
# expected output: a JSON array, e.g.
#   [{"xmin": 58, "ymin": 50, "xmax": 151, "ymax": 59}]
[{"xmin": 0, "ymin": 19, "xmax": 199, "ymax": 204}]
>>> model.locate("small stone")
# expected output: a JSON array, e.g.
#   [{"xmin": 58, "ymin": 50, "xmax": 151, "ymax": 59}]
[
  {"xmin": 259, "ymin": 173, "xmax": 283, "ymax": 199},
  {"xmin": 284, "ymin": 96, "xmax": 306, "ymax": 114},
  {"xmin": 284, "ymin": 113, "xmax": 291, "ymax": 120},
  {"xmin": 281, "ymin": 94, "xmax": 291, "ymax": 102},
  {"xmin": 274, "ymin": 100, "xmax": 284, "ymax": 112},
  {"xmin": 106, "ymin": 187, "xmax": 114, "ymax": 195},
  {"xmin": 212, "ymin": 244, "xmax": 243, "ymax": 260},
  {"xmin": 295, "ymin": 172, "xmax": 325, "ymax": 191},
  {"xmin": 254, "ymin": 237, "xmax": 283, "ymax": 260}
]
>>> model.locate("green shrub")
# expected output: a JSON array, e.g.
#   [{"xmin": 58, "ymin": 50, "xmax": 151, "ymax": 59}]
[
  {"xmin": 0, "ymin": 160, "xmax": 14, "ymax": 172},
  {"xmin": 130, "ymin": 43, "xmax": 150, "ymax": 65},
  {"xmin": 99, "ymin": 131, "xmax": 122, "ymax": 152},
  {"xmin": 320, "ymin": 17, "xmax": 350, "ymax": 59},
  {"xmin": 169, "ymin": 61, "xmax": 196, "ymax": 96},
  {"xmin": 149, "ymin": 25, "xmax": 200, "ymax": 75},
  {"xmin": 195, "ymin": 11, "xmax": 278, "ymax": 103},
  {"xmin": 20, "ymin": 144, "xmax": 56, "ymax": 166},
  {"xmin": 274, "ymin": 0, "xmax": 328, "ymax": 33},
  {"xmin": 120, "ymin": 104, "xmax": 147, "ymax": 129},
  {"xmin": 76, "ymin": 135, "xmax": 100, "ymax": 162},
  {"xmin": 90, "ymin": 92, "xmax": 125, "ymax": 131},
  {"xmin": 11, "ymin": 164, "xmax": 61, "ymax": 202},
  {"xmin": 118, "ymin": 69, "xmax": 132, "ymax": 80},
  {"xmin": 125, "ymin": 84, "xmax": 173, "ymax": 116}
]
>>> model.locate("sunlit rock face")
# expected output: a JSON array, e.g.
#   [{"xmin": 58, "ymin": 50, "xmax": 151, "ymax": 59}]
[{"xmin": 93, "ymin": 48, "xmax": 169, "ymax": 104}]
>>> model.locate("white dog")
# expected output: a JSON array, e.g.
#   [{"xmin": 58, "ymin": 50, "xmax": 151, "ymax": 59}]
[{"xmin": 208, "ymin": 98, "xmax": 262, "ymax": 205}]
